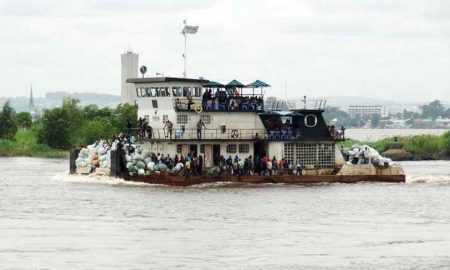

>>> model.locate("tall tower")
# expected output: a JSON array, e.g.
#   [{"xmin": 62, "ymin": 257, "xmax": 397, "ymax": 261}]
[
  {"xmin": 29, "ymin": 85, "xmax": 35, "ymax": 112},
  {"xmin": 121, "ymin": 51, "xmax": 139, "ymax": 104}
]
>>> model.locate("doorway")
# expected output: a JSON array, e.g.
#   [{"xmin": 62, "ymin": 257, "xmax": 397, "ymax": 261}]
[
  {"xmin": 212, "ymin": 144, "xmax": 220, "ymax": 166},
  {"xmin": 189, "ymin": 144, "xmax": 198, "ymax": 156}
]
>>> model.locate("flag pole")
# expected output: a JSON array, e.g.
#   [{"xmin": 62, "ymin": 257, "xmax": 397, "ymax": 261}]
[{"xmin": 183, "ymin": 19, "xmax": 187, "ymax": 78}]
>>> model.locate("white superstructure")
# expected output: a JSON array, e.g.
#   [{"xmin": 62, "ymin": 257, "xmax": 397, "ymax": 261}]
[
  {"xmin": 126, "ymin": 76, "xmax": 343, "ymax": 171},
  {"xmin": 121, "ymin": 51, "xmax": 139, "ymax": 104}
]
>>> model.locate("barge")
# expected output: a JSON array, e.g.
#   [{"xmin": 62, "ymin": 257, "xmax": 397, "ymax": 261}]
[{"xmin": 70, "ymin": 76, "xmax": 405, "ymax": 185}]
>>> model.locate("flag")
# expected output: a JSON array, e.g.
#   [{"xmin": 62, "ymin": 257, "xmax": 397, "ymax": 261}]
[{"xmin": 182, "ymin": 25, "xmax": 199, "ymax": 35}]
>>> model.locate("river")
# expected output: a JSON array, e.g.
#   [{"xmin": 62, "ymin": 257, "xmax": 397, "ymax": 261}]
[{"xmin": 1, "ymin": 158, "xmax": 450, "ymax": 269}]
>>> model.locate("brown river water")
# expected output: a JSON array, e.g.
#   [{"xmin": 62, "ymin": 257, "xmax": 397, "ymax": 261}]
[{"xmin": 1, "ymin": 157, "xmax": 450, "ymax": 269}]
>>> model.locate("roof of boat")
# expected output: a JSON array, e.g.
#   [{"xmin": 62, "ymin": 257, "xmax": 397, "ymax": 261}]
[{"xmin": 126, "ymin": 77, "xmax": 209, "ymax": 84}]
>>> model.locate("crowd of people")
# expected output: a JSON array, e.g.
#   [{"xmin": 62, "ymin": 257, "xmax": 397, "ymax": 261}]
[
  {"xmin": 201, "ymin": 88, "xmax": 264, "ymax": 111},
  {"xmin": 114, "ymin": 132, "xmax": 304, "ymax": 176},
  {"xmin": 266, "ymin": 117, "xmax": 298, "ymax": 140},
  {"xmin": 215, "ymin": 155, "xmax": 303, "ymax": 176}
]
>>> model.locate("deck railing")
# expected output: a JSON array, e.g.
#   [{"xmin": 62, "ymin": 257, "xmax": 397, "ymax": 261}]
[
  {"xmin": 174, "ymin": 99, "xmax": 264, "ymax": 112},
  {"xmin": 131, "ymin": 128, "xmax": 301, "ymax": 141}
]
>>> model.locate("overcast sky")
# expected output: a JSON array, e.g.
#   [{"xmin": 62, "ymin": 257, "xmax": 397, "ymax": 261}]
[{"xmin": 1, "ymin": 0, "xmax": 449, "ymax": 101}]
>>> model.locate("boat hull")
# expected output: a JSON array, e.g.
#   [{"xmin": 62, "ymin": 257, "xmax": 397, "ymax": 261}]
[{"xmin": 121, "ymin": 174, "xmax": 405, "ymax": 186}]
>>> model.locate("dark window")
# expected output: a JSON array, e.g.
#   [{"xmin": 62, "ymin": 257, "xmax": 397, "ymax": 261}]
[{"xmin": 152, "ymin": 100, "xmax": 158, "ymax": 108}]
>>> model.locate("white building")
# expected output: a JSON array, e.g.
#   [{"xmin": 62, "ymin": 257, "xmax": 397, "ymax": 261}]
[
  {"xmin": 121, "ymin": 51, "xmax": 139, "ymax": 104},
  {"xmin": 348, "ymin": 105, "xmax": 389, "ymax": 117}
]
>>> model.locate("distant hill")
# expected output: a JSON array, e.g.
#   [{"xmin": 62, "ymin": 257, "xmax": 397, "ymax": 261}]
[{"xmin": 1, "ymin": 92, "xmax": 121, "ymax": 112}]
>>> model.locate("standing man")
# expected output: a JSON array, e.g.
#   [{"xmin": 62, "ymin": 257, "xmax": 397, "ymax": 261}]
[
  {"xmin": 164, "ymin": 119, "xmax": 173, "ymax": 139},
  {"xmin": 196, "ymin": 119, "xmax": 207, "ymax": 139}
]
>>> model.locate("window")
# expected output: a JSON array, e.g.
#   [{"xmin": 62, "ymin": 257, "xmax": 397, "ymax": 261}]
[
  {"xmin": 177, "ymin": 114, "xmax": 188, "ymax": 124},
  {"xmin": 176, "ymin": 144, "xmax": 182, "ymax": 154},
  {"xmin": 226, "ymin": 144, "xmax": 237, "ymax": 153},
  {"xmin": 193, "ymin": 87, "xmax": 202, "ymax": 97},
  {"xmin": 144, "ymin": 87, "xmax": 151, "ymax": 97},
  {"xmin": 239, "ymin": 144, "xmax": 249, "ymax": 153},
  {"xmin": 144, "ymin": 115, "xmax": 150, "ymax": 122},
  {"xmin": 160, "ymin": 87, "xmax": 170, "ymax": 97},
  {"xmin": 152, "ymin": 100, "xmax": 158, "ymax": 108},
  {"xmin": 183, "ymin": 87, "xmax": 191, "ymax": 97},
  {"xmin": 172, "ymin": 87, "xmax": 182, "ymax": 97},
  {"xmin": 162, "ymin": 115, "xmax": 168, "ymax": 123},
  {"xmin": 200, "ymin": 144, "xmax": 205, "ymax": 153},
  {"xmin": 150, "ymin": 87, "xmax": 157, "ymax": 97},
  {"xmin": 200, "ymin": 115, "xmax": 211, "ymax": 125},
  {"xmin": 136, "ymin": 87, "xmax": 146, "ymax": 98}
]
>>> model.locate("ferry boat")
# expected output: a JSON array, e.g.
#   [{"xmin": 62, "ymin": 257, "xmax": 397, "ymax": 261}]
[{"xmin": 70, "ymin": 76, "xmax": 405, "ymax": 185}]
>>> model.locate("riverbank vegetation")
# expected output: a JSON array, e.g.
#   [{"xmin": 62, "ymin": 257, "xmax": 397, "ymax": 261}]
[
  {"xmin": 339, "ymin": 132, "xmax": 450, "ymax": 160},
  {"xmin": 0, "ymin": 99, "xmax": 137, "ymax": 158}
]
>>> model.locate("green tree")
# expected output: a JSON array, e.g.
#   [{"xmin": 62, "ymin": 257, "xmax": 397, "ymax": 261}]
[
  {"xmin": 323, "ymin": 107, "xmax": 350, "ymax": 126},
  {"xmin": 15, "ymin": 112, "xmax": 32, "ymax": 129},
  {"xmin": 83, "ymin": 118, "xmax": 115, "ymax": 144},
  {"xmin": 37, "ymin": 107, "xmax": 71, "ymax": 149},
  {"xmin": 61, "ymin": 98, "xmax": 84, "ymax": 146},
  {"xmin": 82, "ymin": 104, "xmax": 100, "ymax": 121},
  {"xmin": 0, "ymin": 101, "xmax": 18, "ymax": 140},
  {"xmin": 421, "ymin": 100, "xmax": 445, "ymax": 120},
  {"xmin": 443, "ymin": 131, "xmax": 450, "ymax": 156},
  {"xmin": 370, "ymin": 114, "xmax": 381, "ymax": 128},
  {"xmin": 112, "ymin": 103, "xmax": 138, "ymax": 133}
]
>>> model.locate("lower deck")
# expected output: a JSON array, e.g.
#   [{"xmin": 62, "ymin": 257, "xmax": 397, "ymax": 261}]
[{"xmin": 137, "ymin": 140, "xmax": 343, "ymax": 169}]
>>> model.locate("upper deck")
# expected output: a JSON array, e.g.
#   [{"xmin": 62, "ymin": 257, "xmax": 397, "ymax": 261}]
[{"xmin": 126, "ymin": 77, "xmax": 268, "ymax": 113}]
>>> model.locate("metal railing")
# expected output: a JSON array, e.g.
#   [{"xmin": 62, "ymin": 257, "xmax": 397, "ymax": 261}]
[
  {"xmin": 173, "ymin": 99, "xmax": 264, "ymax": 112},
  {"xmin": 130, "ymin": 128, "xmax": 302, "ymax": 141}
]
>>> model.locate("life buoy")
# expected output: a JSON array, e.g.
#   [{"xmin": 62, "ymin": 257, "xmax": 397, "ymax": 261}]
[
  {"xmin": 194, "ymin": 105, "xmax": 203, "ymax": 113},
  {"xmin": 231, "ymin": 129, "xmax": 239, "ymax": 138}
]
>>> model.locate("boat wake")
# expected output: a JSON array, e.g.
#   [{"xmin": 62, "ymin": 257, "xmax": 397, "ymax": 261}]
[
  {"xmin": 52, "ymin": 173, "xmax": 153, "ymax": 187},
  {"xmin": 406, "ymin": 174, "xmax": 450, "ymax": 184}
]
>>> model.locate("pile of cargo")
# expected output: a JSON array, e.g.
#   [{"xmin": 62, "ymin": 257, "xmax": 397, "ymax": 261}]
[
  {"xmin": 125, "ymin": 148, "xmax": 168, "ymax": 176},
  {"xmin": 343, "ymin": 145, "xmax": 394, "ymax": 167},
  {"xmin": 75, "ymin": 140, "xmax": 112, "ymax": 170}
]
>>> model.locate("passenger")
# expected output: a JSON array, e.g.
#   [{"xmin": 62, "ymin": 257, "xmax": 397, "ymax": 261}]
[
  {"xmin": 146, "ymin": 124, "xmax": 153, "ymax": 139},
  {"xmin": 202, "ymin": 90, "xmax": 208, "ymax": 110},
  {"xmin": 261, "ymin": 157, "xmax": 268, "ymax": 176},
  {"xmin": 248, "ymin": 155, "xmax": 253, "ymax": 175},
  {"xmin": 278, "ymin": 158, "xmax": 286, "ymax": 175},
  {"xmin": 330, "ymin": 125, "xmax": 339, "ymax": 140},
  {"xmin": 138, "ymin": 117, "xmax": 143, "ymax": 136},
  {"xmin": 267, "ymin": 159, "xmax": 273, "ymax": 176},
  {"xmin": 272, "ymin": 156, "xmax": 278, "ymax": 175},
  {"xmin": 196, "ymin": 119, "xmax": 207, "ymax": 139},
  {"xmin": 192, "ymin": 155, "xmax": 198, "ymax": 175},
  {"xmin": 296, "ymin": 162, "xmax": 302, "ymax": 176},
  {"xmin": 226, "ymin": 156, "xmax": 233, "ymax": 174},
  {"xmin": 141, "ymin": 118, "xmax": 148, "ymax": 138},
  {"xmin": 238, "ymin": 158, "xmax": 244, "ymax": 176},
  {"xmin": 163, "ymin": 120, "xmax": 173, "ymax": 139},
  {"xmin": 187, "ymin": 94, "xmax": 194, "ymax": 111},
  {"xmin": 243, "ymin": 158, "xmax": 250, "ymax": 176},
  {"xmin": 198, "ymin": 155, "xmax": 203, "ymax": 175}
]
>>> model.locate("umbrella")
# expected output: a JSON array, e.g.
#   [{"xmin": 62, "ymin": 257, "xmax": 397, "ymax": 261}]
[
  {"xmin": 204, "ymin": 81, "xmax": 224, "ymax": 88},
  {"xmin": 246, "ymin": 80, "xmax": 271, "ymax": 88}
]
